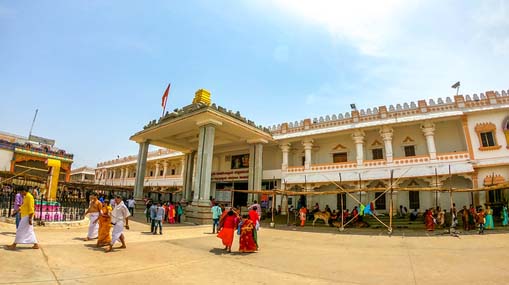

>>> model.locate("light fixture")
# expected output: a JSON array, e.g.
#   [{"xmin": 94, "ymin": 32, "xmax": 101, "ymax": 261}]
[{"xmin": 451, "ymin": 81, "xmax": 460, "ymax": 95}]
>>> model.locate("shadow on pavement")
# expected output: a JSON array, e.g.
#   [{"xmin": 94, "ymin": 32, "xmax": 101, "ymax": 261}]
[
  {"xmin": 0, "ymin": 231, "xmax": 15, "ymax": 236},
  {"xmin": 209, "ymin": 248, "xmax": 256, "ymax": 256}
]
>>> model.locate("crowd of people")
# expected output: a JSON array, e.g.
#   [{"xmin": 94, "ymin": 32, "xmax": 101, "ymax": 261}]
[{"xmin": 5, "ymin": 187, "xmax": 509, "ymax": 254}]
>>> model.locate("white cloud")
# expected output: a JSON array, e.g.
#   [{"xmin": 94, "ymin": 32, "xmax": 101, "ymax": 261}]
[{"xmin": 272, "ymin": 0, "xmax": 420, "ymax": 56}]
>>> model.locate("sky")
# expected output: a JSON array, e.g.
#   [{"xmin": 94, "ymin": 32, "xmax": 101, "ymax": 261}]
[{"xmin": 0, "ymin": 0, "xmax": 508, "ymax": 168}]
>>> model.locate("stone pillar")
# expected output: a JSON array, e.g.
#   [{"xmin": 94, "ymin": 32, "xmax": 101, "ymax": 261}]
[
  {"xmin": 352, "ymin": 130, "xmax": 365, "ymax": 166},
  {"xmin": 120, "ymin": 168, "xmax": 124, "ymax": 180},
  {"xmin": 248, "ymin": 143, "xmax": 264, "ymax": 203},
  {"xmin": 421, "ymin": 121, "xmax": 437, "ymax": 160},
  {"xmin": 193, "ymin": 124, "xmax": 216, "ymax": 205},
  {"xmin": 182, "ymin": 152, "xmax": 195, "ymax": 202},
  {"xmin": 302, "ymin": 139, "xmax": 313, "ymax": 170},
  {"xmin": 124, "ymin": 168, "xmax": 129, "ymax": 179},
  {"xmin": 280, "ymin": 143, "xmax": 290, "ymax": 171},
  {"xmin": 187, "ymin": 122, "xmax": 219, "ymax": 225},
  {"xmin": 134, "ymin": 141, "xmax": 150, "ymax": 201},
  {"xmin": 380, "ymin": 126, "xmax": 394, "ymax": 163},
  {"xmin": 81, "ymin": 173, "xmax": 85, "ymax": 181}
]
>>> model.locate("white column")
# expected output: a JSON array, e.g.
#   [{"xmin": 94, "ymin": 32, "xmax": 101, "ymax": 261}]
[
  {"xmin": 180, "ymin": 157, "xmax": 186, "ymax": 175},
  {"xmin": 162, "ymin": 161, "xmax": 168, "ymax": 177},
  {"xmin": 155, "ymin": 162, "xmax": 160, "ymax": 178},
  {"xmin": 193, "ymin": 122, "xmax": 218, "ymax": 205},
  {"xmin": 352, "ymin": 130, "xmax": 365, "ymax": 166},
  {"xmin": 280, "ymin": 143, "xmax": 291, "ymax": 170},
  {"xmin": 380, "ymin": 126, "xmax": 394, "ymax": 163},
  {"xmin": 124, "ymin": 168, "xmax": 129, "ymax": 179},
  {"xmin": 421, "ymin": 121, "xmax": 437, "ymax": 160},
  {"xmin": 120, "ymin": 168, "xmax": 124, "ymax": 180},
  {"xmin": 134, "ymin": 141, "xmax": 150, "ymax": 200},
  {"xmin": 302, "ymin": 139, "xmax": 313, "ymax": 170}
]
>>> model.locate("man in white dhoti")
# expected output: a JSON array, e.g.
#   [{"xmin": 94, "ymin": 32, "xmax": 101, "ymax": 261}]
[
  {"xmin": 6, "ymin": 187, "xmax": 39, "ymax": 250},
  {"xmin": 83, "ymin": 192, "xmax": 102, "ymax": 241},
  {"xmin": 105, "ymin": 195, "xmax": 130, "ymax": 252}
]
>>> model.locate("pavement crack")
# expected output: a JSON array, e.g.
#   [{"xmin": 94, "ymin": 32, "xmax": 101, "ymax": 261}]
[{"xmin": 40, "ymin": 247, "xmax": 61, "ymax": 285}]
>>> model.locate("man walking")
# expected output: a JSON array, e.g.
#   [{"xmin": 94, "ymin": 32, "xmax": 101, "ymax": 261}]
[
  {"xmin": 105, "ymin": 196, "xmax": 130, "ymax": 252},
  {"xmin": 12, "ymin": 188, "xmax": 23, "ymax": 229},
  {"xmin": 83, "ymin": 192, "xmax": 102, "ymax": 241},
  {"xmin": 127, "ymin": 197, "xmax": 135, "ymax": 217},
  {"xmin": 153, "ymin": 202, "xmax": 164, "ymax": 235},
  {"xmin": 211, "ymin": 202, "xmax": 222, "ymax": 234},
  {"xmin": 6, "ymin": 187, "xmax": 39, "ymax": 250}
]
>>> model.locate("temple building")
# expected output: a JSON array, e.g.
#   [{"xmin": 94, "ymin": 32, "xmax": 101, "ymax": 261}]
[
  {"xmin": 0, "ymin": 130, "xmax": 74, "ymax": 192},
  {"xmin": 70, "ymin": 166, "xmax": 96, "ymax": 183},
  {"xmin": 96, "ymin": 88, "xmax": 509, "ymax": 224}
]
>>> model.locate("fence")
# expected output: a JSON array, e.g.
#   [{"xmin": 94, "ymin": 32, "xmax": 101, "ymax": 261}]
[{"xmin": 0, "ymin": 189, "xmax": 88, "ymax": 223}]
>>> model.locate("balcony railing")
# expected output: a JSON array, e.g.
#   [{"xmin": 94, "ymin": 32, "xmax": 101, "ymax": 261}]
[{"xmin": 284, "ymin": 152, "xmax": 470, "ymax": 173}]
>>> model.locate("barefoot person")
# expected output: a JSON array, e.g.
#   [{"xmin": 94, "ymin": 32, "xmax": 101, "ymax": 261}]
[
  {"xmin": 94, "ymin": 200, "xmax": 112, "ymax": 247},
  {"xmin": 217, "ymin": 209, "xmax": 238, "ymax": 252},
  {"xmin": 84, "ymin": 192, "xmax": 102, "ymax": 241},
  {"xmin": 105, "ymin": 196, "xmax": 130, "ymax": 252},
  {"xmin": 6, "ymin": 187, "xmax": 39, "ymax": 250}
]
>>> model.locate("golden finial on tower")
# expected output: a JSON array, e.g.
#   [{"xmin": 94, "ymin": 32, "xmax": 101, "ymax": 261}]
[{"xmin": 193, "ymin": 89, "xmax": 211, "ymax": 106}]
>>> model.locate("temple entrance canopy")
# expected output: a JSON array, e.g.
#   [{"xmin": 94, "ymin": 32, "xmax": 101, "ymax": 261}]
[{"xmin": 130, "ymin": 89, "xmax": 272, "ymax": 223}]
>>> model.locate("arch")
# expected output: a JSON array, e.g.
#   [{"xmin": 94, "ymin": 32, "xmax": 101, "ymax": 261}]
[{"xmin": 441, "ymin": 175, "xmax": 473, "ymax": 189}]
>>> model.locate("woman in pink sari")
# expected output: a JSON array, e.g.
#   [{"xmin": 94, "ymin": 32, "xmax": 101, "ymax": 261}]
[{"xmin": 239, "ymin": 215, "xmax": 257, "ymax": 253}]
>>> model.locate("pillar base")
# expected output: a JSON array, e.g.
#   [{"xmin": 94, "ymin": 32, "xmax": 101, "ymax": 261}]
[{"xmin": 185, "ymin": 202, "xmax": 212, "ymax": 225}]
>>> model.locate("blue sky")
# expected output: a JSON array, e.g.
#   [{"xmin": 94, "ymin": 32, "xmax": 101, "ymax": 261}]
[{"xmin": 1, "ymin": 0, "xmax": 508, "ymax": 168}]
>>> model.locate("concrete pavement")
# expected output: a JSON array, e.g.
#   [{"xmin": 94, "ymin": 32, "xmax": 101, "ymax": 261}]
[{"xmin": 1, "ymin": 219, "xmax": 508, "ymax": 285}]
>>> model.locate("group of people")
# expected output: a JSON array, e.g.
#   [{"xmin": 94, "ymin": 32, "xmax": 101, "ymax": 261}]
[
  {"xmin": 144, "ymin": 200, "xmax": 184, "ymax": 225},
  {"xmin": 213, "ymin": 201, "xmax": 260, "ymax": 253},
  {"xmin": 420, "ymin": 204, "xmax": 508, "ymax": 234},
  {"xmin": 83, "ymin": 193, "xmax": 130, "ymax": 252}
]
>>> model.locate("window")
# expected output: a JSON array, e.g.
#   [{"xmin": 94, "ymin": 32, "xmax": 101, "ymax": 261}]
[
  {"xmin": 404, "ymin": 145, "xmax": 416, "ymax": 157},
  {"xmin": 149, "ymin": 171, "xmax": 153, "ymax": 177},
  {"xmin": 372, "ymin": 148, "xmax": 384, "ymax": 160},
  {"xmin": 374, "ymin": 192, "xmax": 386, "ymax": 210},
  {"xmin": 159, "ymin": 170, "xmax": 164, "ymax": 176},
  {"xmin": 409, "ymin": 191, "xmax": 420, "ymax": 210},
  {"xmin": 480, "ymin": 132, "xmax": 496, "ymax": 147},
  {"xmin": 333, "ymin": 152, "xmax": 348, "ymax": 163},
  {"xmin": 475, "ymin": 122, "xmax": 501, "ymax": 151},
  {"xmin": 301, "ymin": 156, "xmax": 305, "ymax": 166},
  {"xmin": 171, "ymin": 169, "xmax": 176, "ymax": 175}
]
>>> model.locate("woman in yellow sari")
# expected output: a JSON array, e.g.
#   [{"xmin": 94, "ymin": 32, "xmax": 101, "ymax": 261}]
[{"xmin": 94, "ymin": 200, "xmax": 112, "ymax": 247}]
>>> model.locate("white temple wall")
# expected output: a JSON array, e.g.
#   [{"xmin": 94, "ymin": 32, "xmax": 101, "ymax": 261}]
[
  {"xmin": 467, "ymin": 110, "xmax": 509, "ymax": 160},
  {"xmin": 262, "ymin": 146, "xmax": 282, "ymax": 170},
  {"xmin": 0, "ymin": 149, "xmax": 13, "ymax": 172},
  {"xmin": 434, "ymin": 120, "xmax": 467, "ymax": 153},
  {"xmin": 392, "ymin": 124, "xmax": 427, "ymax": 157},
  {"xmin": 312, "ymin": 133, "xmax": 357, "ymax": 164}
]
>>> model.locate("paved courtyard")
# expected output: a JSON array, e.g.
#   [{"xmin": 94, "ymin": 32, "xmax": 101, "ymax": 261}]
[{"xmin": 1, "ymin": 219, "xmax": 509, "ymax": 285}]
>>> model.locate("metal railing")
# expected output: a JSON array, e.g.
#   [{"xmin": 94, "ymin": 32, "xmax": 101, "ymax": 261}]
[{"xmin": 0, "ymin": 189, "xmax": 87, "ymax": 223}]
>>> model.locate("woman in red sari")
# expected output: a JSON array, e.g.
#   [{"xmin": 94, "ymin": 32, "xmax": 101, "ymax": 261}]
[
  {"xmin": 424, "ymin": 209, "xmax": 435, "ymax": 231},
  {"xmin": 168, "ymin": 202, "xmax": 175, "ymax": 224},
  {"xmin": 217, "ymin": 210, "xmax": 237, "ymax": 252},
  {"xmin": 239, "ymin": 215, "xmax": 257, "ymax": 253}
]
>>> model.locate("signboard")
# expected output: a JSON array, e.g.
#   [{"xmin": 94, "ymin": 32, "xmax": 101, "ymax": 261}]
[{"xmin": 215, "ymin": 190, "xmax": 232, "ymax": 202}]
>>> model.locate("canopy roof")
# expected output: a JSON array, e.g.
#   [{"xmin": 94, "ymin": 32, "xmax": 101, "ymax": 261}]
[{"xmin": 130, "ymin": 103, "xmax": 273, "ymax": 152}]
